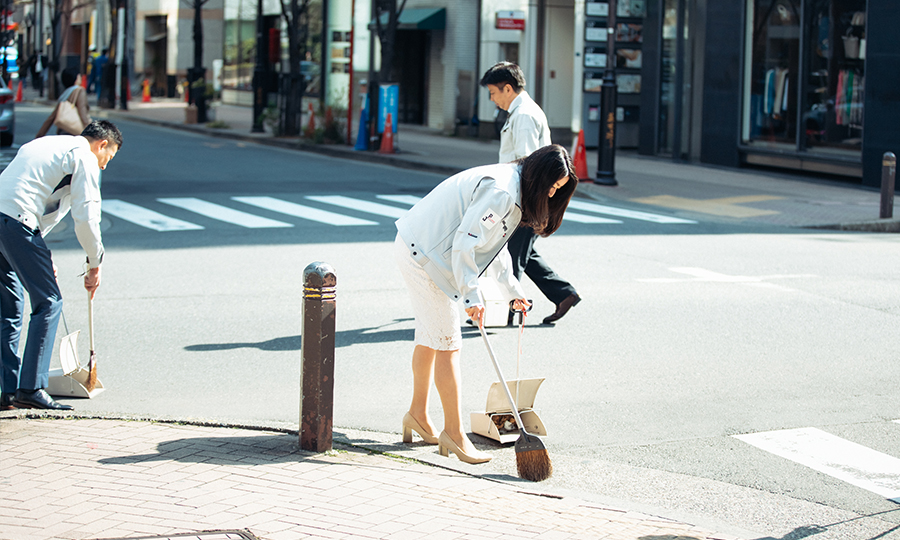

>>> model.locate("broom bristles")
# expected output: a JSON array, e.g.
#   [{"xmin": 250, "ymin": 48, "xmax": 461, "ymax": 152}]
[
  {"xmin": 85, "ymin": 353, "xmax": 98, "ymax": 392},
  {"xmin": 516, "ymin": 449, "xmax": 553, "ymax": 482}
]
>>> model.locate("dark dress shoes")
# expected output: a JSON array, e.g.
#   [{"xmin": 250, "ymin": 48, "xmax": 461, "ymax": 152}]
[
  {"xmin": 13, "ymin": 389, "xmax": 73, "ymax": 410},
  {"xmin": 1, "ymin": 392, "xmax": 15, "ymax": 410},
  {"xmin": 543, "ymin": 293, "xmax": 582, "ymax": 325}
]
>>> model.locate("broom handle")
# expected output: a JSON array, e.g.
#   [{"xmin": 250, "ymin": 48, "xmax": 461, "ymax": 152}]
[
  {"xmin": 88, "ymin": 291, "xmax": 94, "ymax": 351},
  {"xmin": 479, "ymin": 323, "xmax": 529, "ymax": 434}
]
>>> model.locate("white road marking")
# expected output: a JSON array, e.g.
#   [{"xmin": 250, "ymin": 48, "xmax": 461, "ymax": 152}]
[
  {"xmin": 376, "ymin": 194, "xmax": 621, "ymax": 223},
  {"xmin": 103, "ymin": 199, "xmax": 204, "ymax": 231},
  {"xmin": 233, "ymin": 196, "xmax": 378, "ymax": 226},
  {"xmin": 567, "ymin": 199, "xmax": 697, "ymax": 224},
  {"xmin": 563, "ymin": 212, "xmax": 621, "ymax": 224},
  {"xmin": 307, "ymin": 195, "xmax": 408, "ymax": 219},
  {"xmin": 158, "ymin": 198, "xmax": 293, "ymax": 228},
  {"xmin": 735, "ymin": 427, "xmax": 900, "ymax": 501},
  {"xmin": 376, "ymin": 194, "xmax": 422, "ymax": 206},
  {"xmin": 636, "ymin": 267, "xmax": 817, "ymax": 291}
]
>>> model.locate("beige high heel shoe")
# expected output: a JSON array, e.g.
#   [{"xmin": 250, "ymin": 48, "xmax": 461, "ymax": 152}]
[
  {"xmin": 438, "ymin": 431, "xmax": 492, "ymax": 464},
  {"xmin": 402, "ymin": 412, "xmax": 439, "ymax": 444}
]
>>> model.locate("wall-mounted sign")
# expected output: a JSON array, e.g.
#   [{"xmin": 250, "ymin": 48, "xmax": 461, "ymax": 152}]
[
  {"xmin": 586, "ymin": 1, "xmax": 609, "ymax": 16},
  {"xmin": 585, "ymin": 21, "xmax": 609, "ymax": 42},
  {"xmin": 585, "ymin": 47, "xmax": 606, "ymax": 68},
  {"xmin": 496, "ymin": 11, "xmax": 526, "ymax": 30}
]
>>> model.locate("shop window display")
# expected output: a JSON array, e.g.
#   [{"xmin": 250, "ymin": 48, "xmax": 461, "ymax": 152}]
[
  {"xmin": 742, "ymin": 0, "xmax": 801, "ymax": 148},
  {"xmin": 742, "ymin": 0, "xmax": 864, "ymax": 157},
  {"xmin": 803, "ymin": 0, "xmax": 865, "ymax": 155}
]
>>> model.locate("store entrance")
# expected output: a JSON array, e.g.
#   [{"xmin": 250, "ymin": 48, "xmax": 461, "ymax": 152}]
[{"xmin": 393, "ymin": 30, "xmax": 428, "ymax": 125}]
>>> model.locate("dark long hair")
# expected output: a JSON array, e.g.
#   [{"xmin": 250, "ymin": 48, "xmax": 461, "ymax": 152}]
[{"xmin": 517, "ymin": 144, "xmax": 578, "ymax": 237}]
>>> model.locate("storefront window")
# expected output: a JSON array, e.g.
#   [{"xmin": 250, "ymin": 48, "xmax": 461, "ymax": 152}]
[
  {"xmin": 741, "ymin": 0, "xmax": 801, "ymax": 149},
  {"xmin": 803, "ymin": 0, "xmax": 865, "ymax": 156},
  {"xmin": 659, "ymin": 0, "xmax": 692, "ymax": 158},
  {"xmin": 742, "ymin": 0, "xmax": 864, "ymax": 157}
]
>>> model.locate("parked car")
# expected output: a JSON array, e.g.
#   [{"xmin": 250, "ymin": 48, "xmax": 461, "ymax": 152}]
[{"xmin": 0, "ymin": 75, "xmax": 15, "ymax": 147}]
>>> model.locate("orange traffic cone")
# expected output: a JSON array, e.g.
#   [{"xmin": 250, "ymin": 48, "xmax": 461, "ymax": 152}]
[
  {"xmin": 573, "ymin": 129, "xmax": 590, "ymax": 182},
  {"xmin": 379, "ymin": 113, "xmax": 395, "ymax": 154},
  {"xmin": 81, "ymin": 74, "xmax": 87, "ymax": 89},
  {"xmin": 15, "ymin": 80, "xmax": 22, "ymax": 102},
  {"xmin": 142, "ymin": 79, "xmax": 151, "ymax": 102}
]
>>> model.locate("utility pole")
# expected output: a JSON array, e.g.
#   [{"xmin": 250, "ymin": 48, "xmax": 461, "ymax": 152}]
[
  {"xmin": 250, "ymin": 0, "xmax": 265, "ymax": 132},
  {"xmin": 595, "ymin": 0, "xmax": 618, "ymax": 186}
]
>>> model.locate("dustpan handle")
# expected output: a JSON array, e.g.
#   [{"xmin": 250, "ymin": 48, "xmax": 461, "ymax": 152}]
[
  {"xmin": 479, "ymin": 322, "xmax": 529, "ymax": 434},
  {"xmin": 87, "ymin": 290, "xmax": 94, "ymax": 350}
]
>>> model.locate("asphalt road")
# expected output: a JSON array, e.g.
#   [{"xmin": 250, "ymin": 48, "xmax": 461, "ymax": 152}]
[{"xmin": 7, "ymin": 104, "xmax": 900, "ymax": 540}]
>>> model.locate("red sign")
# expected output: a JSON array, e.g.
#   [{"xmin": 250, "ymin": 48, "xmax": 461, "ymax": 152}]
[{"xmin": 496, "ymin": 11, "xmax": 525, "ymax": 30}]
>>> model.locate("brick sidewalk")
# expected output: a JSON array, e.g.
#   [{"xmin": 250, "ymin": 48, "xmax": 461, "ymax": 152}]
[{"xmin": 0, "ymin": 417, "xmax": 741, "ymax": 540}]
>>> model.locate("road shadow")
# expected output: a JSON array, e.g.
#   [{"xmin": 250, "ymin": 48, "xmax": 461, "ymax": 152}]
[
  {"xmin": 743, "ymin": 506, "xmax": 900, "ymax": 540},
  {"xmin": 184, "ymin": 318, "xmax": 416, "ymax": 352}
]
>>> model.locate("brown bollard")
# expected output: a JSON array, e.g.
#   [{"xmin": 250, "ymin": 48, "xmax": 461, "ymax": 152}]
[
  {"xmin": 300, "ymin": 262, "xmax": 337, "ymax": 452},
  {"xmin": 881, "ymin": 153, "xmax": 896, "ymax": 219}
]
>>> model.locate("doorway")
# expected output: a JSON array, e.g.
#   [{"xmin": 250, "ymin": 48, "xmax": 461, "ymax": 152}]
[{"xmin": 393, "ymin": 30, "xmax": 428, "ymax": 125}]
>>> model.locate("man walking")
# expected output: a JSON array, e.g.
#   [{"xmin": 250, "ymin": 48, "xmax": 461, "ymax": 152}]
[
  {"xmin": 480, "ymin": 62, "xmax": 581, "ymax": 324},
  {"xmin": 0, "ymin": 120, "xmax": 122, "ymax": 410}
]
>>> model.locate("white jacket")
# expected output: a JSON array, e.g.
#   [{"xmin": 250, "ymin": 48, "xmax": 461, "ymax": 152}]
[
  {"xmin": 395, "ymin": 163, "xmax": 527, "ymax": 308},
  {"xmin": 499, "ymin": 91, "xmax": 551, "ymax": 163},
  {"xmin": 0, "ymin": 136, "xmax": 104, "ymax": 267}
]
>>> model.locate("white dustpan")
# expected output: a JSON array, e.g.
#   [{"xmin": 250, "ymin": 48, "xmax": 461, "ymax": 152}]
[{"xmin": 47, "ymin": 329, "xmax": 104, "ymax": 398}]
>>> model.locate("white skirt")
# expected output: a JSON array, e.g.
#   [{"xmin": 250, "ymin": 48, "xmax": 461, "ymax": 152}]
[{"xmin": 394, "ymin": 234, "xmax": 462, "ymax": 351}]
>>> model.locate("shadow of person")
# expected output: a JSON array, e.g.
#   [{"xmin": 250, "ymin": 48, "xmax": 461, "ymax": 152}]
[{"xmin": 183, "ymin": 318, "xmax": 415, "ymax": 352}]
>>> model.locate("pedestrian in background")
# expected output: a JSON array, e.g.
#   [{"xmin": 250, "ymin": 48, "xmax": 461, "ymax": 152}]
[
  {"xmin": 0, "ymin": 120, "xmax": 122, "ymax": 411},
  {"xmin": 395, "ymin": 144, "xmax": 577, "ymax": 464},
  {"xmin": 36, "ymin": 67, "xmax": 92, "ymax": 138},
  {"xmin": 480, "ymin": 61, "xmax": 582, "ymax": 325},
  {"xmin": 92, "ymin": 49, "xmax": 108, "ymax": 99}
]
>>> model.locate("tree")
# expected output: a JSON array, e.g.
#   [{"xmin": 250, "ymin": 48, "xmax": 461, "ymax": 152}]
[
  {"xmin": 373, "ymin": 0, "xmax": 406, "ymax": 84},
  {"xmin": 46, "ymin": 0, "xmax": 96, "ymax": 99},
  {"xmin": 367, "ymin": 0, "xmax": 405, "ymax": 148},
  {"xmin": 278, "ymin": 0, "xmax": 312, "ymax": 136}
]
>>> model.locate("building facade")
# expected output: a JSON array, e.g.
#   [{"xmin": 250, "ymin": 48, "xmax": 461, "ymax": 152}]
[{"xmin": 636, "ymin": 0, "xmax": 899, "ymax": 187}]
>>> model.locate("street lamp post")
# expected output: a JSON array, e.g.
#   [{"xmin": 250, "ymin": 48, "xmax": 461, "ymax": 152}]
[
  {"xmin": 596, "ymin": 0, "xmax": 618, "ymax": 186},
  {"xmin": 250, "ymin": 0, "xmax": 265, "ymax": 132}
]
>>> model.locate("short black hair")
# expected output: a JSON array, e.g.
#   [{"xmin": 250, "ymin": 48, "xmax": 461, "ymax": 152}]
[
  {"xmin": 81, "ymin": 120, "xmax": 123, "ymax": 149},
  {"xmin": 61, "ymin": 67, "xmax": 79, "ymax": 88},
  {"xmin": 480, "ymin": 62, "xmax": 526, "ymax": 93}
]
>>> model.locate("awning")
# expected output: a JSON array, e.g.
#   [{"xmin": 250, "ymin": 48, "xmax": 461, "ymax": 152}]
[{"xmin": 369, "ymin": 8, "xmax": 446, "ymax": 31}]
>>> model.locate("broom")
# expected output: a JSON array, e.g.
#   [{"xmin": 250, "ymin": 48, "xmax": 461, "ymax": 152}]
[
  {"xmin": 85, "ymin": 290, "xmax": 98, "ymax": 392},
  {"xmin": 478, "ymin": 320, "xmax": 552, "ymax": 482}
]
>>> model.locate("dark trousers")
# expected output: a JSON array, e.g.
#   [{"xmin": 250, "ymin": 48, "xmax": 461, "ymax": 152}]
[
  {"xmin": 508, "ymin": 226, "xmax": 576, "ymax": 306},
  {"xmin": 0, "ymin": 213, "xmax": 63, "ymax": 392}
]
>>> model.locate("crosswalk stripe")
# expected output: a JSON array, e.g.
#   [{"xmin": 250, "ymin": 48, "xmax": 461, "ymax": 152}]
[
  {"xmin": 158, "ymin": 198, "xmax": 293, "ymax": 228},
  {"xmin": 306, "ymin": 195, "xmax": 408, "ymax": 219},
  {"xmin": 563, "ymin": 212, "xmax": 621, "ymax": 224},
  {"xmin": 376, "ymin": 194, "xmax": 621, "ymax": 224},
  {"xmin": 233, "ymin": 196, "xmax": 378, "ymax": 226},
  {"xmin": 103, "ymin": 199, "xmax": 204, "ymax": 231},
  {"xmin": 376, "ymin": 194, "xmax": 422, "ymax": 206},
  {"xmin": 567, "ymin": 199, "xmax": 697, "ymax": 224},
  {"xmin": 96, "ymin": 196, "xmax": 697, "ymax": 232},
  {"xmin": 734, "ymin": 427, "xmax": 900, "ymax": 501}
]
